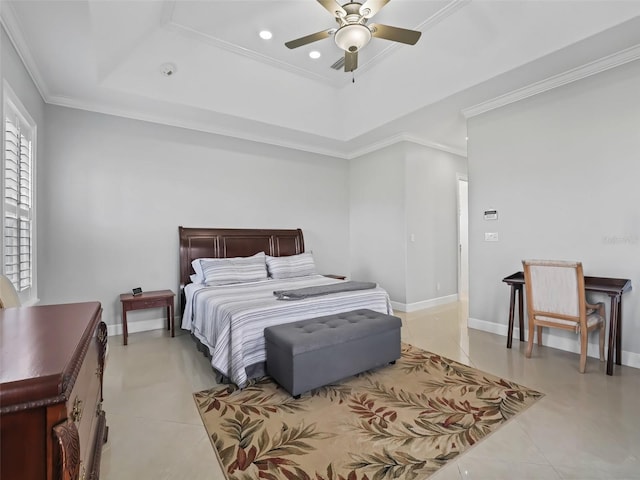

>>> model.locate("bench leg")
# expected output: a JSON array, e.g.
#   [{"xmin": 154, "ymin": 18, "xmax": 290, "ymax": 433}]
[{"xmin": 293, "ymin": 394, "xmax": 301, "ymax": 400}]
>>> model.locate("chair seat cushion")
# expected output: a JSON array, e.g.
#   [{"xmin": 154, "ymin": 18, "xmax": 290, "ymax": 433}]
[{"xmin": 537, "ymin": 311, "xmax": 603, "ymax": 333}]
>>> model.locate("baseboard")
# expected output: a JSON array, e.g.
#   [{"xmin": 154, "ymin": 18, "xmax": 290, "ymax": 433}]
[
  {"xmin": 392, "ymin": 294, "xmax": 458, "ymax": 313},
  {"xmin": 468, "ymin": 317, "xmax": 640, "ymax": 369},
  {"xmin": 107, "ymin": 316, "xmax": 175, "ymax": 337}
]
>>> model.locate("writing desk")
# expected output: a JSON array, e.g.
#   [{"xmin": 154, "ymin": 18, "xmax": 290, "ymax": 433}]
[{"xmin": 502, "ymin": 272, "xmax": 631, "ymax": 375}]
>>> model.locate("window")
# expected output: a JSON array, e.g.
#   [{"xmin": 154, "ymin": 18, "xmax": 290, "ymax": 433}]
[{"xmin": 3, "ymin": 82, "xmax": 36, "ymax": 304}]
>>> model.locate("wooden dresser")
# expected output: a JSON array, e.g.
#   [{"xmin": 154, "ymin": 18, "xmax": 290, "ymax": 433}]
[{"xmin": 0, "ymin": 302, "xmax": 108, "ymax": 480}]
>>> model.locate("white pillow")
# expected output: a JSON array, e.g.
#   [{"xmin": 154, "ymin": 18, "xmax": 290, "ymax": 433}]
[
  {"xmin": 200, "ymin": 252, "xmax": 268, "ymax": 286},
  {"xmin": 192, "ymin": 258, "xmax": 215, "ymax": 281},
  {"xmin": 189, "ymin": 274, "xmax": 204, "ymax": 284},
  {"xmin": 266, "ymin": 252, "xmax": 317, "ymax": 279}
]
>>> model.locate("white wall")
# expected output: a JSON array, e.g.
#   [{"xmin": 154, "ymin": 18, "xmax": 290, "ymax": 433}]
[
  {"xmin": 405, "ymin": 143, "xmax": 467, "ymax": 306},
  {"xmin": 349, "ymin": 143, "xmax": 407, "ymax": 303},
  {"xmin": 40, "ymin": 106, "xmax": 349, "ymax": 332},
  {"xmin": 349, "ymin": 141, "xmax": 468, "ymax": 309},
  {"xmin": 467, "ymin": 59, "xmax": 640, "ymax": 367}
]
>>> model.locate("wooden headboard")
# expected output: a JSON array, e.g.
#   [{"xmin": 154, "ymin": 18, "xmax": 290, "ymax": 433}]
[{"xmin": 178, "ymin": 227, "xmax": 305, "ymax": 312}]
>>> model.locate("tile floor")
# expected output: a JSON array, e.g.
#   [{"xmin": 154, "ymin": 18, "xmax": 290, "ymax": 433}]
[{"xmin": 100, "ymin": 302, "xmax": 640, "ymax": 479}]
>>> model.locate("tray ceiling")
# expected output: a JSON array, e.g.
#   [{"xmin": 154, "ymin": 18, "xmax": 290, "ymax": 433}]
[{"xmin": 3, "ymin": 0, "xmax": 640, "ymax": 157}]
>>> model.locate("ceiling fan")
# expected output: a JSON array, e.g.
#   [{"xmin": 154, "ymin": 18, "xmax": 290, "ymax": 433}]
[{"xmin": 285, "ymin": 0, "xmax": 422, "ymax": 73}]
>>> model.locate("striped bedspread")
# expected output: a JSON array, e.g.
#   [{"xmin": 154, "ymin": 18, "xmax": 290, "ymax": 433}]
[{"xmin": 182, "ymin": 275, "xmax": 393, "ymax": 388}]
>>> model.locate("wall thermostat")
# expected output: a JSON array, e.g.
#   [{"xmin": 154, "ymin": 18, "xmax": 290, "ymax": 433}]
[{"xmin": 484, "ymin": 209, "xmax": 498, "ymax": 220}]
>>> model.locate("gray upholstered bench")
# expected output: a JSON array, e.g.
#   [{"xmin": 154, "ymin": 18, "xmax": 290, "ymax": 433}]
[{"xmin": 265, "ymin": 309, "xmax": 401, "ymax": 397}]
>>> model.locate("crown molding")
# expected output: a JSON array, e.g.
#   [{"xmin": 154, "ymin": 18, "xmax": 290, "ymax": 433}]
[
  {"xmin": 346, "ymin": 133, "xmax": 467, "ymax": 159},
  {"xmin": 46, "ymin": 92, "xmax": 465, "ymax": 160},
  {"xmin": 462, "ymin": 43, "xmax": 640, "ymax": 118},
  {"xmin": 0, "ymin": 4, "xmax": 50, "ymax": 102},
  {"xmin": 46, "ymin": 93, "xmax": 351, "ymax": 158},
  {"xmin": 402, "ymin": 135, "xmax": 467, "ymax": 158}
]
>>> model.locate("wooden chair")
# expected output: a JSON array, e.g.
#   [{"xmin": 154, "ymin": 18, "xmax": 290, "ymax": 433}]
[
  {"xmin": 522, "ymin": 260, "xmax": 605, "ymax": 373},
  {"xmin": 0, "ymin": 274, "xmax": 21, "ymax": 308}
]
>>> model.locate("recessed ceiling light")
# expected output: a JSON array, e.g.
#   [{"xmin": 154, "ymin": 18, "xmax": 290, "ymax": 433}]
[
  {"xmin": 259, "ymin": 30, "xmax": 273, "ymax": 40},
  {"xmin": 309, "ymin": 51, "xmax": 321, "ymax": 59}
]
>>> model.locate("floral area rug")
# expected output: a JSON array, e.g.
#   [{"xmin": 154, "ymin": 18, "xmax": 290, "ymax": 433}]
[{"xmin": 194, "ymin": 343, "xmax": 543, "ymax": 480}]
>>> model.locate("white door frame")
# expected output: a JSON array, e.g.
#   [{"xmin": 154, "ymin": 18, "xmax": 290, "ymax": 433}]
[{"xmin": 456, "ymin": 175, "xmax": 469, "ymax": 302}]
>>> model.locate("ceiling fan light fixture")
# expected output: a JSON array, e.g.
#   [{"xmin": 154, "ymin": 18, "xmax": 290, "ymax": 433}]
[{"xmin": 334, "ymin": 24, "xmax": 371, "ymax": 53}]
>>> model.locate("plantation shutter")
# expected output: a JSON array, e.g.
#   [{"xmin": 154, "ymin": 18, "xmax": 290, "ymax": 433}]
[{"xmin": 4, "ymin": 112, "xmax": 32, "ymax": 292}]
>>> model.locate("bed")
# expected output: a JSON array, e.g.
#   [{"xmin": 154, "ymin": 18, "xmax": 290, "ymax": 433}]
[{"xmin": 179, "ymin": 227, "xmax": 393, "ymax": 388}]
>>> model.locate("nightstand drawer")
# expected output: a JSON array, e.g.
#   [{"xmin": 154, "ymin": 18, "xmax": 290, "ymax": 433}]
[{"xmin": 126, "ymin": 298, "xmax": 168, "ymax": 310}]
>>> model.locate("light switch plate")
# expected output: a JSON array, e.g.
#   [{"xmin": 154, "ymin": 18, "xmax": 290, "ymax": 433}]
[{"xmin": 484, "ymin": 232, "xmax": 499, "ymax": 242}]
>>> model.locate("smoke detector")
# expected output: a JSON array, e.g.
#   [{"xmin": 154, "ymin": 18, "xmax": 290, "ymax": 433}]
[{"xmin": 160, "ymin": 63, "xmax": 177, "ymax": 77}]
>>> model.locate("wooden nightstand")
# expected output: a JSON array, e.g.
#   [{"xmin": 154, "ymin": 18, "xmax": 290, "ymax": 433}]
[{"xmin": 119, "ymin": 289, "xmax": 175, "ymax": 345}]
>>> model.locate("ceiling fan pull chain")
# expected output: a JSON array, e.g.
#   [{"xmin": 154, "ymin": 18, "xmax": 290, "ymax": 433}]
[{"xmin": 352, "ymin": 71, "xmax": 355, "ymax": 83}]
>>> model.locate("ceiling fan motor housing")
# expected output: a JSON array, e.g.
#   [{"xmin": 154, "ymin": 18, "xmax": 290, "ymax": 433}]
[
  {"xmin": 334, "ymin": 24, "xmax": 372, "ymax": 52},
  {"xmin": 334, "ymin": 3, "xmax": 371, "ymax": 52}
]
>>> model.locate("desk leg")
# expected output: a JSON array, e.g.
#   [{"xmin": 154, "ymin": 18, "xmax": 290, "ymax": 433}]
[
  {"xmin": 122, "ymin": 308, "xmax": 128, "ymax": 346},
  {"xmin": 517, "ymin": 285, "xmax": 524, "ymax": 342},
  {"xmin": 169, "ymin": 303, "xmax": 175, "ymax": 338},
  {"xmin": 507, "ymin": 285, "xmax": 516, "ymax": 348},
  {"xmin": 616, "ymin": 296, "xmax": 622, "ymax": 366},
  {"xmin": 606, "ymin": 296, "xmax": 619, "ymax": 375}
]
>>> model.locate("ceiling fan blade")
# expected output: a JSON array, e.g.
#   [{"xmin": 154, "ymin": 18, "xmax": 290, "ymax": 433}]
[
  {"xmin": 317, "ymin": 0, "xmax": 347, "ymax": 17},
  {"xmin": 359, "ymin": 0, "xmax": 390, "ymax": 18},
  {"xmin": 370, "ymin": 23, "xmax": 422, "ymax": 45},
  {"xmin": 344, "ymin": 51, "xmax": 358, "ymax": 72},
  {"xmin": 285, "ymin": 29, "xmax": 333, "ymax": 49}
]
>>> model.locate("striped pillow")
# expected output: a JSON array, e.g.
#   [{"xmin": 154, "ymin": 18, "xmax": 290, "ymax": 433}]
[
  {"xmin": 266, "ymin": 252, "xmax": 317, "ymax": 279},
  {"xmin": 200, "ymin": 252, "xmax": 268, "ymax": 286}
]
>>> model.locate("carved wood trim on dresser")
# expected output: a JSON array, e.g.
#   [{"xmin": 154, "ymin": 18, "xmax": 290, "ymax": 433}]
[{"xmin": 0, "ymin": 302, "xmax": 109, "ymax": 480}]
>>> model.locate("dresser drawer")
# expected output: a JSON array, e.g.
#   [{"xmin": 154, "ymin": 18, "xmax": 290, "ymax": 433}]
[{"xmin": 66, "ymin": 323, "xmax": 103, "ymax": 473}]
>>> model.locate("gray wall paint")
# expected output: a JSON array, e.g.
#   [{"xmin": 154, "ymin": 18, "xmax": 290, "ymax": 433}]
[
  {"xmin": 349, "ymin": 142, "xmax": 468, "ymax": 308},
  {"xmin": 349, "ymin": 143, "xmax": 407, "ymax": 303},
  {"xmin": 405, "ymin": 143, "xmax": 467, "ymax": 304},
  {"xmin": 468, "ymin": 59, "xmax": 640, "ymax": 364},
  {"xmin": 40, "ymin": 106, "xmax": 349, "ymax": 329}
]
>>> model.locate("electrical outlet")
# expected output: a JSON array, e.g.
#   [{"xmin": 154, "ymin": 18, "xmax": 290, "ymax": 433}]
[{"xmin": 484, "ymin": 232, "xmax": 499, "ymax": 242}]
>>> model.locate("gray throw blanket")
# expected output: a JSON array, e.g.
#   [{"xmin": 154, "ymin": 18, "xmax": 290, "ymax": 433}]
[{"xmin": 274, "ymin": 281, "xmax": 377, "ymax": 300}]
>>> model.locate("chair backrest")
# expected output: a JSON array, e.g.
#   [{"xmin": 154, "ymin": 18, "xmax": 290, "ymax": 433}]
[
  {"xmin": 522, "ymin": 260, "xmax": 586, "ymax": 321},
  {"xmin": 0, "ymin": 274, "xmax": 21, "ymax": 308}
]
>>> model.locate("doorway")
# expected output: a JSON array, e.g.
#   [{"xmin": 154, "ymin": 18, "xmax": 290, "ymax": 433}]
[{"xmin": 457, "ymin": 177, "xmax": 469, "ymax": 301}]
